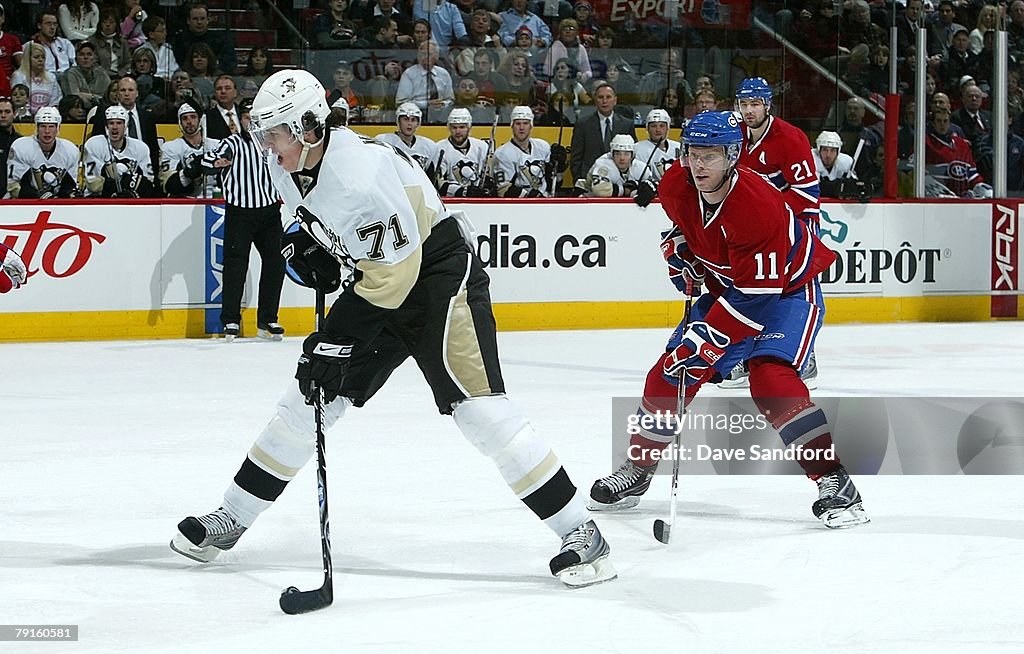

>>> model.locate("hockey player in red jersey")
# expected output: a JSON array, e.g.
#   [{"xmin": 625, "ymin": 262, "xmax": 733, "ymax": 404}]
[
  {"xmin": 591, "ymin": 111, "xmax": 869, "ymax": 529},
  {"xmin": 0, "ymin": 242, "xmax": 27, "ymax": 293},
  {"xmin": 725, "ymin": 76, "xmax": 821, "ymax": 389}
]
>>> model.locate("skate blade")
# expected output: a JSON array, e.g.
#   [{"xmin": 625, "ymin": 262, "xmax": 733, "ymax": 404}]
[
  {"xmin": 819, "ymin": 503, "xmax": 870, "ymax": 529},
  {"xmin": 802, "ymin": 375, "xmax": 818, "ymax": 391},
  {"xmin": 257, "ymin": 329, "xmax": 283, "ymax": 341},
  {"xmin": 556, "ymin": 555, "xmax": 617, "ymax": 588},
  {"xmin": 170, "ymin": 532, "xmax": 222, "ymax": 563},
  {"xmin": 224, "ymin": 334, "xmax": 236, "ymax": 343},
  {"xmin": 717, "ymin": 377, "xmax": 750, "ymax": 389},
  {"xmin": 586, "ymin": 495, "xmax": 641, "ymax": 512}
]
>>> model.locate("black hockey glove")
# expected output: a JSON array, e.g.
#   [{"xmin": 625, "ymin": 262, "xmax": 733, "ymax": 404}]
[
  {"xmin": 481, "ymin": 176, "xmax": 497, "ymax": 197},
  {"xmin": 623, "ymin": 180, "xmax": 638, "ymax": 196},
  {"xmin": 464, "ymin": 185, "xmax": 489, "ymax": 197},
  {"xmin": 282, "ymin": 222, "xmax": 343, "ymax": 294},
  {"xmin": 634, "ymin": 179, "xmax": 658, "ymax": 207},
  {"xmin": 182, "ymin": 155, "xmax": 204, "ymax": 181},
  {"xmin": 525, "ymin": 188, "xmax": 545, "ymax": 198},
  {"xmin": 295, "ymin": 331, "xmax": 352, "ymax": 405},
  {"xmin": 549, "ymin": 144, "xmax": 568, "ymax": 172}
]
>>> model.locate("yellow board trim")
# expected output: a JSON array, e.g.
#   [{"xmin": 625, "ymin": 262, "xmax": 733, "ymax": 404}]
[{"xmin": 0, "ymin": 296, "xmax": 1012, "ymax": 342}]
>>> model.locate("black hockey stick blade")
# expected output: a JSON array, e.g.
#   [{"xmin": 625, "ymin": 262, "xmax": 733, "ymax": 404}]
[
  {"xmin": 279, "ymin": 583, "xmax": 333, "ymax": 615},
  {"xmin": 653, "ymin": 518, "xmax": 672, "ymax": 544}
]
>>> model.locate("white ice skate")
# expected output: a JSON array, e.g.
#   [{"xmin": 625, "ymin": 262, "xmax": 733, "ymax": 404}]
[
  {"xmin": 257, "ymin": 322, "xmax": 285, "ymax": 341},
  {"xmin": 170, "ymin": 507, "xmax": 247, "ymax": 562},
  {"xmin": 549, "ymin": 520, "xmax": 617, "ymax": 588}
]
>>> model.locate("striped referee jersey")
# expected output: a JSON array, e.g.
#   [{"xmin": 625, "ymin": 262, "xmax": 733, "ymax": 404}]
[{"xmin": 203, "ymin": 132, "xmax": 278, "ymax": 209}]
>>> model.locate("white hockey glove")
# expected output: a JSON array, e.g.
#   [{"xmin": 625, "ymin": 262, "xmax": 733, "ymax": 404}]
[{"xmin": 0, "ymin": 243, "xmax": 27, "ymax": 292}]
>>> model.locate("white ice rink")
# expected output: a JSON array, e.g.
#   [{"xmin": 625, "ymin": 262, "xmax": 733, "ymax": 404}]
[{"xmin": 4, "ymin": 322, "xmax": 1024, "ymax": 653}]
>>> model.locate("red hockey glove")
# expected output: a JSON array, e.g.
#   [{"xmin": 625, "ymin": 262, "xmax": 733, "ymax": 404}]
[{"xmin": 664, "ymin": 321, "xmax": 729, "ymax": 383}]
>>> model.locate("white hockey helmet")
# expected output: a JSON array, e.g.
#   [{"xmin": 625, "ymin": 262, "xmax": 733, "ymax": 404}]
[
  {"xmin": 447, "ymin": 107, "xmax": 472, "ymax": 126},
  {"xmin": 510, "ymin": 105, "xmax": 533, "ymax": 124},
  {"xmin": 35, "ymin": 106, "xmax": 62, "ymax": 127},
  {"xmin": 646, "ymin": 108, "xmax": 670, "ymax": 126},
  {"xmin": 609, "ymin": 134, "xmax": 635, "ymax": 153},
  {"xmin": 816, "ymin": 130, "xmax": 843, "ymax": 150},
  {"xmin": 177, "ymin": 102, "xmax": 200, "ymax": 120},
  {"xmin": 396, "ymin": 102, "xmax": 422, "ymax": 121},
  {"xmin": 250, "ymin": 69, "xmax": 330, "ymax": 170},
  {"xmin": 105, "ymin": 105, "xmax": 129, "ymax": 123},
  {"xmin": 331, "ymin": 97, "xmax": 349, "ymax": 111}
]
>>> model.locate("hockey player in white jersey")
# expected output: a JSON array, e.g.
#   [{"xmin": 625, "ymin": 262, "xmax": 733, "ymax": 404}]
[
  {"xmin": 632, "ymin": 108, "xmax": 680, "ymax": 184},
  {"xmin": 376, "ymin": 102, "xmax": 441, "ymax": 186},
  {"xmin": 436, "ymin": 107, "xmax": 492, "ymax": 197},
  {"xmin": 326, "ymin": 97, "xmax": 349, "ymax": 129},
  {"xmin": 494, "ymin": 105, "xmax": 554, "ymax": 197},
  {"xmin": 812, "ymin": 130, "xmax": 857, "ymax": 199},
  {"xmin": 83, "ymin": 105, "xmax": 156, "ymax": 198},
  {"xmin": 575, "ymin": 134, "xmax": 647, "ymax": 197},
  {"xmin": 170, "ymin": 69, "xmax": 616, "ymax": 589},
  {"xmin": 160, "ymin": 102, "xmax": 220, "ymax": 198},
  {"xmin": 7, "ymin": 107, "xmax": 80, "ymax": 199}
]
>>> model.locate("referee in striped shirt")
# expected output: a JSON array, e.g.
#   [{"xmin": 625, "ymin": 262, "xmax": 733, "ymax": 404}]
[{"xmin": 203, "ymin": 99, "xmax": 286, "ymax": 341}]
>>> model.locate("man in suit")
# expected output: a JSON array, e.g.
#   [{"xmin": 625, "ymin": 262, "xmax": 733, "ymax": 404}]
[
  {"xmin": 951, "ymin": 82, "xmax": 991, "ymax": 147},
  {"xmin": 569, "ymin": 82, "xmax": 636, "ymax": 183},
  {"xmin": 90, "ymin": 75, "xmax": 160, "ymax": 180},
  {"xmin": 204, "ymin": 74, "xmax": 240, "ymax": 140}
]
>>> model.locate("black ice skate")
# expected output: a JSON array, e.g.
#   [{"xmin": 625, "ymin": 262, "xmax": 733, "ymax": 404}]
[
  {"xmin": 549, "ymin": 520, "xmax": 616, "ymax": 588},
  {"xmin": 257, "ymin": 322, "xmax": 285, "ymax": 341},
  {"xmin": 588, "ymin": 460, "xmax": 656, "ymax": 511},
  {"xmin": 812, "ymin": 466, "xmax": 870, "ymax": 529},
  {"xmin": 170, "ymin": 507, "xmax": 247, "ymax": 562},
  {"xmin": 223, "ymin": 323, "xmax": 240, "ymax": 343}
]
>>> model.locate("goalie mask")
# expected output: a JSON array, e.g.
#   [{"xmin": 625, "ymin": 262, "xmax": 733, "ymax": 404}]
[{"xmin": 250, "ymin": 69, "xmax": 330, "ymax": 172}]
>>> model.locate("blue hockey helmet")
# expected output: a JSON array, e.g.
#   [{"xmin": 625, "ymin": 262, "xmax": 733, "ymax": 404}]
[
  {"xmin": 735, "ymin": 77, "xmax": 773, "ymax": 108},
  {"xmin": 683, "ymin": 111, "xmax": 742, "ymax": 168}
]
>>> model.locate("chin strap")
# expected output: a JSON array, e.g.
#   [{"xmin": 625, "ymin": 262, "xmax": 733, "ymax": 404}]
[{"xmin": 294, "ymin": 134, "xmax": 325, "ymax": 172}]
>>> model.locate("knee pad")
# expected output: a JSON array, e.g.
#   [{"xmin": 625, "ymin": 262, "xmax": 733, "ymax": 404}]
[
  {"xmin": 251, "ymin": 384, "xmax": 352, "ymax": 475},
  {"xmin": 748, "ymin": 356, "xmax": 809, "ymax": 426}
]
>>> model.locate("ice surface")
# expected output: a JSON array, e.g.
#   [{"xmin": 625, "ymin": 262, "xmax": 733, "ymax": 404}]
[{"xmin": 3, "ymin": 323, "xmax": 1024, "ymax": 653}]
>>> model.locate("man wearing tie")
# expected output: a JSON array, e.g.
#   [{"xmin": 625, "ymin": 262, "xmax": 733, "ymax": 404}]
[
  {"xmin": 204, "ymin": 75, "xmax": 241, "ymax": 139},
  {"xmin": 569, "ymin": 82, "xmax": 636, "ymax": 183},
  {"xmin": 89, "ymin": 75, "xmax": 160, "ymax": 180},
  {"xmin": 951, "ymin": 82, "xmax": 991, "ymax": 147},
  {"xmin": 396, "ymin": 41, "xmax": 454, "ymax": 123}
]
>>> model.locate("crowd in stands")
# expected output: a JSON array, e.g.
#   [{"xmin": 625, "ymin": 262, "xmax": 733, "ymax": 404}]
[{"xmin": 1, "ymin": 0, "xmax": 1024, "ymax": 199}]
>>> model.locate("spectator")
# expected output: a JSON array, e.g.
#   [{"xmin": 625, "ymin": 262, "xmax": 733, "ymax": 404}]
[
  {"xmin": 840, "ymin": 96, "xmax": 867, "ymax": 134},
  {"xmin": 938, "ymin": 26, "xmax": 978, "ymax": 95},
  {"xmin": 87, "ymin": 7, "xmax": 130, "ymax": 78},
  {"xmin": 120, "ymin": 0, "xmax": 148, "ymax": 50},
  {"xmin": 951, "ymin": 82, "xmax": 990, "ymax": 146},
  {"xmin": 33, "ymin": 9, "xmax": 76, "ymax": 78},
  {"xmin": 839, "ymin": 0, "xmax": 885, "ymax": 58},
  {"xmin": 928, "ymin": 91, "xmax": 965, "ymax": 138},
  {"xmin": 570, "ymin": 81, "xmax": 636, "ymax": 181},
  {"xmin": 1009, "ymin": 69, "xmax": 1024, "ymax": 126},
  {"xmin": 364, "ymin": 58, "xmax": 403, "ymax": 115},
  {"xmin": 170, "ymin": 68, "xmax": 207, "ymax": 115},
  {"xmin": 895, "ymin": 0, "xmax": 930, "ymax": 59},
  {"xmin": 57, "ymin": 0, "xmax": 99, "ymax": 43},
  {"xmin": 925, "ymin": 106, "xmax": 984, "ymax": 196},
  {"xmin": 467, "ymin": 48, "xmax": 509, "ymax": 104},
  {"xmin": 656, "ymin": 83, "xmax": 685, "ymax": 128},
  {"xmin": 604, "ymin": 58, "xmax": 639, "ymax": 106},
  {"xmin": 58, "ymin": 94, "xmax": 86, "ymax": 123},
  {"xmin": 363, "ymin": 16, "xmax": 414, "ymax": 49},
  {"xmin": 183, "ymin": 42, "xmax": 219, "ymax": 100},
  {"xmin": 11, "ymin": 84, "xmax": 32, "ymax": 122},
  {"xmin": 572, "ymin": 0, "xmax": 598, "ymax": 47},
  {"xmin": 545, "ymin": 58, "xmax": 590, "ymax": 117},
  {"xmin": 172, "ymin": 2, "xmax": 236, "ymax": 75},
  {"xmin": 131, "ymin": 48, "xmax": 167, "ymax": 111},
  {"xmin": 137, "ymin": 16, "xmax": 179, "ymax": 79},
  {"xmin": 11, "ymin": 42, "xmax": 63, "ymax": 116},
  {"xmin": 975, "ymin": 113, "xmax": 1024, "ymax": 192},
  {"xmin": 542, "ymin": 18, "xmax": 591, "ymax": 84},
  {"xmin": 691, "ymin": 87, "xmax": 717, "ymax": 114},
  {"xmin": 498, "ymin": 0, "xmax": 551, "ymax": 48},
  {"xmin": 451, "ymin": 76, "xmax": 496, "ymax": 123},
  {"xmin": 413, "ymin": 0, "xmax": 468, "ymax": 53},
  {"xmin": 0, "ymin": 97, "xmax": 21, "ymax": 196},
  {"xmin": 412, "ymin": 19, "xmax": 432, "ymax": 48},
  {"xmin": 326, "ymin": 60, "xmax": 361, "ymax": 115},
  {"xmin": 314, "ymin": 0, "xmax": 362, "ymax": 48},
  {"xmin": 396, "ymin": 41, "xmax": 455, "ymax": 122},
  {"xmin": 0, "ymin": 4, "xmax": 22, "ymax": 97},
  {"xmin": 926, "ymin": 0, "xmax": 964, "ymax": 61},
  {"xmin": 638, "ymin": 48, "xmax": 691, "ymax": 106},
  {"xmin": 204, "ymin": 74, "xmax": 240, "ymax": 139},
  {"xmin": 862, "ymin": 45, "xmax": 890, "ymax": 96},
  {"xmin": 1010, "ymin": 1, "xmax": 1024, "ymax": 64},
  {"xmin": 497, "ymin": 50, "xmax": 538, "ymax": 108},
  {"xmin": 970, "ymin": 4, "xmax": 998, "ymax": 56},
  {"xmin": 61, "ymin": 40, "xmax": 110, "ymax": 110},
  {"xmin": 235, "ymin": 46, "xmax": 272, "ymax": 102},
  {"xmin": 357, "ymin": 0, "xmax": 412, "ymax": 33},
  {"xmin": 453, "ymin": 8, "xmax": 505, "ymax": 77},
  {"xmin": 794, "ymin": 0, "xmax": 839, "ymax": 62},
  {"xmin": 509, "ymin": 25, "xmax": 542, "ymax": 70}
]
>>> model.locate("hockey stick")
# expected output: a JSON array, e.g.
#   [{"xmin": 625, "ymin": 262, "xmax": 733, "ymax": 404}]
[
  {"xmin": 280, "ymin": 288, "xmax": 334, "ymax": 614},
  {"xmin": 653, "ymin": 283, "xmax": 697, "ymax": 544}
]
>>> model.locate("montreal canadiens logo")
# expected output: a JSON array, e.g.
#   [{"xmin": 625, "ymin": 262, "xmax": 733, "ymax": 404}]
[
  {"xmin": 727, "ymin": 113, "xmax": 739, "ymax": 127},
  {"xmin": 948, "ymin": 161, "xmax": 970, "ymax": 180}
]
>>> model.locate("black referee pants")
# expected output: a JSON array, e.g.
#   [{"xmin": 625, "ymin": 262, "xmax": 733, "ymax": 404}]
[{"xmin": 220, "ymin": 203, "xmax": 285, "ymax": 328}]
